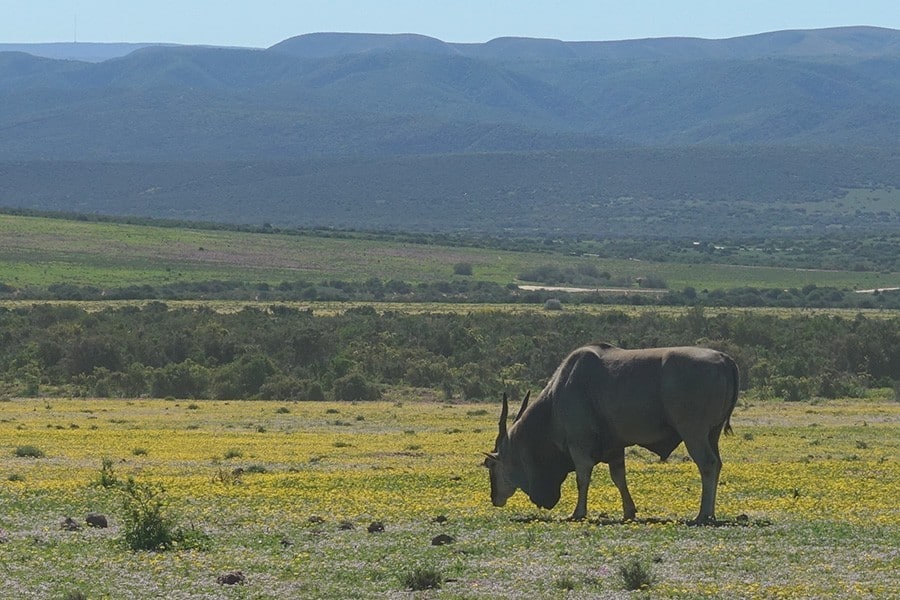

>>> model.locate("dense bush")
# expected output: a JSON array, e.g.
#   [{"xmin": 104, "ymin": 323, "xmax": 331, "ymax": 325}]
[
  {"xmin": 333, "ymin": 371, "xmax": 382, "ymax": 401},
  {"xmin": 5, "ymin": 277, "xmax": 899, "ymax": 310},
  {"xmin": 0, "ymin": 304, "xmax": 897, "ymax": 401}
]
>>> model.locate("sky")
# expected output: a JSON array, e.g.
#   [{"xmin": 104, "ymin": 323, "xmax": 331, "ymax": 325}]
[{"xmin": 2, "ymin": 0, "xmax": 900, "ymax": 47}]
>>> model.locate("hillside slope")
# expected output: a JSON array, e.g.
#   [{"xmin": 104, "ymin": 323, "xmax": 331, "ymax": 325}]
[
  {"xmin": 1, "ymin": 28, "xmax": 899, "ymax": 236},
  {"xmin": 2, "ymin": 27, "xmax": 900, "ymax": 160}
]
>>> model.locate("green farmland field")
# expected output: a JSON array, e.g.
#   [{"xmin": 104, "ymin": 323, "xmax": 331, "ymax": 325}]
[{"xmin": 1, "ymin": 214, "xmax": 898, "ymax": 293}]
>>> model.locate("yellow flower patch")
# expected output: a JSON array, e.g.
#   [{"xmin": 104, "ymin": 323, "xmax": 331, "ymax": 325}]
[{"xmin": 0, "ymin": 397, "xmax": 897, "ymax": 598}]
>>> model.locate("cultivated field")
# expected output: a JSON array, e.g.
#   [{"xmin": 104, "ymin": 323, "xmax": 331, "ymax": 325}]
[
  {"xmin": 1, "ymin": 213, "xmax": 896, "ymax": 292},
  {"xmin": 1, "ymin": 396, "xmax": 897, "ymax": 598}
]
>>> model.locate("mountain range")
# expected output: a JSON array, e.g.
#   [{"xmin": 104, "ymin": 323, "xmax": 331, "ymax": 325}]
[{"xmin": 1, "ymin": 27, "xmax": 898, "ymax": 236}]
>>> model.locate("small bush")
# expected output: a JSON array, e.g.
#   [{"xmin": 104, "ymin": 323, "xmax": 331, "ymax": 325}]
[
  {"xmin": 401, "ymin": 566, "xmax": 443, "ymax": 591},
  {"xmin": 770, "ymin": 375, "xmax": 815, "ymax": 402},
  {"xmin": 619, "ymin": 558, "xmax": 654, "ymax": 591},
  {"xmin": 97, "ymin": 458, "xmax": 119, "ymax": 488},
  {"xmin": 14, "ymin": 445, "xmax": 45, "ymax": 458},
  {"xmin": 121, "ymin": 477, "xmax": 177, "ymax": 551},
  {"xmin": 543, "ymin": 298, "xmax": 564, "ymax": 311},
  {"xmin": 213, "ymin": 468, "xmax": 241, "ymax": 486},
  {"xmin": 555, "ymin": 575, "xmax": 577, "ymax": 591},
  {"xmin": 223, "ymin": 448, "xmax": 243, "ymax": 459},
  {"xmin": 639, "ymin": 275, "xmax": 667, "ymax": 289},
  {"xmin": 132, "ymin": 447, "xmax": 148, "ymax": 456},
  {"xmin": 453, "ymin": 262, "xmax": 473, "ymax": 276}
]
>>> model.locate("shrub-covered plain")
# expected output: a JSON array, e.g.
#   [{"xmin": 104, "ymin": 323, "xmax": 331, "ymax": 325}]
[
  {"xmin": 0, "ymin": 303, "xmax": 897, "ymax": 402},
  {"xmin": 0, "ymin": 397, "xmax": 897, "ymax": 598}
]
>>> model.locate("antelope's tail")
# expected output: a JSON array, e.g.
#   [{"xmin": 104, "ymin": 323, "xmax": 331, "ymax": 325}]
[{"xmin": 723, "ymin": 355, "xmax": 739, "ymax": 436}]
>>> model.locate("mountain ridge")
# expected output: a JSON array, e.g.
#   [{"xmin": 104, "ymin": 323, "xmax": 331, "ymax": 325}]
[
  {"xmin": 1, "ymin": 27, "xmax": 898, "ymax": 236},
  {"xmin": 4, "ymin": 26, "xmax": 899, "ymax": 63},
  {"xmin": 2, "ymin": 28, "xmax": 900, "ymax": 160}
]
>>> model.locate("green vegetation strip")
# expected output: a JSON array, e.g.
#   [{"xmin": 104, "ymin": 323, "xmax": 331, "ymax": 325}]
[{"xmin": 1, "ymin": 214, "xmax": 896, "ymax": 292}]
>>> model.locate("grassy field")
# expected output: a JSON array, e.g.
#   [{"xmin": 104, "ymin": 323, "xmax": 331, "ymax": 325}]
[
  {"xmin": 1, "ymin": 396, "xmax": 897, "ymax": 598},
  {"xmin": 1, "ymin": 213, "xmax": 897, "ymax": 292}
]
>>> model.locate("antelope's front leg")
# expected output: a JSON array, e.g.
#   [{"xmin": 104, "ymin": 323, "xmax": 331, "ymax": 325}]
[{"xmin": 569, "ymin": 454, "xmax": 594, "ymax": 520}]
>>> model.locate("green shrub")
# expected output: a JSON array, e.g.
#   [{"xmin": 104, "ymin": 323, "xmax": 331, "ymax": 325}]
[
  {"xmin": 120, "ymin": 478, "xmax": 174, "ymax": 550},
  {"xmin": 453, "ymin": 262, "xmax": 473, "ymax": 276},
  {"xmin": 258, "ymin": 374, "xmax": 307, "ymax": 400},
  {"xmin": 554, "ymin": 575, "xmax": 577, "ymax": 591},
  {"xmin": 97, "ymin": 458, "xmax": 119, "ymax": 488},
  {"xmin": 619, "ymin": 558, "xmax": 655, "ymax": 591},
  {"xmin": 770, "ymin": 375, "xmax": 815, "ymax": 402},
  {"xmin": 333, "ymin": 371, "xmax": 381, "ymax": 401},
  {"xmin": 14, "ymin": 445, "xmax": 45, "ymax": 458},
  {"xmin": 543, "ymin": 298, "xmax": 564, "ymax": 311},
  {"xmin": 306, "ymin": 381, "xmax": 326, "ymax": 401},
  {"xmin": 401, "ymin": 566, "xmax": 442, "ymax": 591}
]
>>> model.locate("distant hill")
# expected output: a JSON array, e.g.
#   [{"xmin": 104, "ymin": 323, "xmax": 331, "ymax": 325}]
[
  {"xmin": 0, "ymin": 42, "xmax": 176, "ymax": 62},
  {"xmin": 8, "ymin": 26, "xmax": 900, "ymax": 62},
  {"xmin": 273, "ymin": 27, "xmax": 900, "ymax": 61},
  {"xmin": 1, "ymin": 28, "xmax": 899, "ymax": 236},
  {"xmin": 2, "ymin": 27, "xmax": 900, "ymax": 160}
]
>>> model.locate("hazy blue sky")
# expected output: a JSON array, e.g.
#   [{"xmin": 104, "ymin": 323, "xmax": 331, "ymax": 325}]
[{"xmin": 2, "ymin": 1, "xmax": 900, "ymax": 47}]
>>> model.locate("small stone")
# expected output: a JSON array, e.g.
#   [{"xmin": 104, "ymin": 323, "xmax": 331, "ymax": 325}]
[
  {"xmin": 308, "ymin": 515, "xmax": 325, "ymax": 524},
  {"xmin": 217, "ymin": 571, "xmax": 246, "ymax": 585},
  {"xmin": 86, "ymin": 513, "xmax": 108, "ymax": 528},
  {"xmin": 338, "ymin": 520, "xmax": 355, "ymax": 530},
  {"xmin": 432, "ymin": 515, "xmax": 448, "ymax": 524},
  {"xmin": 367, "ymin": 521, "xmax": 385, "ymax": 533},
  {"xmin": 431, "ymin": 533, "xmax": 455, "ymax": 546},
  {"xmin": 61, "ymin": 517, "xmax": 81, "ymax": 531}
]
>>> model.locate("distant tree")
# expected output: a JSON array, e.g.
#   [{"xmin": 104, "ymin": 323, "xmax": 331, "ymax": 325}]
[{"xmin": 333, "ymin": 371, "xmax": 381, "ymax": 401}]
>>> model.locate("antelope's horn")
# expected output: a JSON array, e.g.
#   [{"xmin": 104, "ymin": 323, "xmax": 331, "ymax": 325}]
[{"xmin": 514, "ymin": 391, "xmax": 531, "ymax": 422}]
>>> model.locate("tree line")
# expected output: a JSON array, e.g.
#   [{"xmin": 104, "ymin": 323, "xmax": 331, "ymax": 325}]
[
  {"xmin": 1, "ymin": 303, "xmax": 896, "ymax": 402},
  {"xmin": 4, "ymin": 278, "xmax": 899, "ymax": 311}
]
